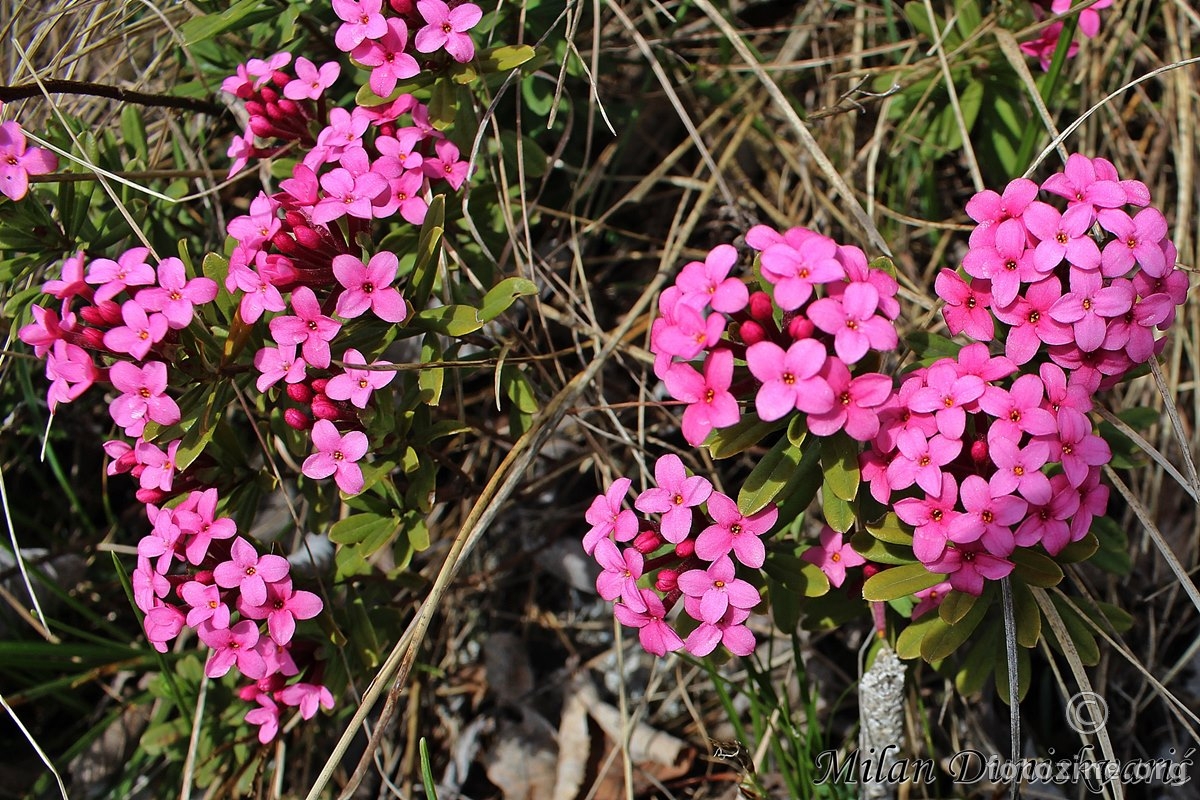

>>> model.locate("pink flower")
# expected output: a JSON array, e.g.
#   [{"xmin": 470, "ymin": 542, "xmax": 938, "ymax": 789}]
[
  {"xmin": 907, "ymin": 362, "xmax": 985, "ymax": 440},
  {"xmin": 806, "ymin": 283, "xmax": 897, "ymax": 363},
  {"xmin": 18, "ymin": 304, "xmax": 74, "ymax": 358},
  {"xmin": 174, "ymin": 488, "xmax": 238, "ymax": 565},
  {"xmin": 965, "ymin": 178, "xmax": 1038, "ymax": 234},
  {"xmin": 1053, "ymin": 0, "xmax": 1112, "ymax": 38},
  {"xmin": 911, "ymin": 582, "xmax": 953, "ymax": 619},
  {"xmin": 102, "ymin": 300, "xmax": 169, "ymax": 360},
  {"xmin": 245, "ymin": 694, "xmax": 281, "ymax": 743},
  {"xmin": 86, "ymin": 247, "xmax": 155, "ymax": 304},
  {"xmin": 180, "ymin": 580, "xmax": 231, "ymax": 629},
  {"xmin": 302, "ymin": 419, "xmax": 369, "ymax": 494},
  {"xmin": 678, "ymin": 555, "xmax": 760, "ymax": 623},
  {"xmin": 758, "ymin": 233, "xmax": 843, "ymax": 310},
  {"xmin": 1098, "ymin": 208, "xmax": 1170, "ymax": 278},
  {"xmin": 993, "ymin": 277, "xmax": 1073, "ymax": 364},
  {"xmin": 353, "ymin": 18, "xmax": 420, "ymax": 98},
  {"xmin": 332, "ymin": 251, "xmax": 407, "ymax": 322},
  {"xmin": 1024, "ymin": 201, "xmax": 1101, "ymax": 273},
  {"xmin": 978, "ymin": 373, "xmax": 1057, "ymax": 441},
  {"xmin": 132, "ymin": 555, "xmax": 169, "ymax": 613},
  {"xmin": 1020, "ymin": 21, "xmax": 1078, "ymax": 72},
  {"xmin": 695, "ymin": 492, "xmax": 777, "ymax": 569},
  {"xmin": 42, "ymin": 251, "xmax": 90, "ymax": 301},
  {"xmin": 613, "ymin": 588, "xmax": 683, "ymax": 657},
  {"xmin": 0, "ymin": 120, "xmax": 58, "ymax": 201},
  {"xmin": 1042, "ymin": 408, "xmax": 1111, "ymax": 486},
  {"xmin": 200, "ymin": 619, "xmax": 266, "ymax": 679},
  {"xmin": 108, "ymin": 360, "xmax": 181, "ymax": 437},
  {"xmin": 684, "ymin": 606, "xmax": 755, "ymax": 657},
  {"xmin": 284, "ymin": 57, "xmax": 341, "ymax": 100},
  {"xmin": 927, "ymin": 543, "xmax": 1013, "ymax": 596},
  {"xmin": 268, "ymin": 287, "xmax": 341, "ymax": 369},
  {"xmin": 675, "ymin": 245, "xmax": 752, "ymax": 312},
  {"xmin": 896, "ymin": 473, "xmax": 960, "ymax": 563},
  {"xmin": 663, "ymin": 349, "xmax": 741, "ymax": 445},
  {"xmin": 935, "ymin": 270, "xmax": 994, "ymax": 341},
  {"xmin": 325, "ymin": 348, "xmax": 396, "ymax": 408},
  {"xmin": 801, "ymin": 526, "xmax": 866, "ymax": 588},
  {"xmin": 886, "ymin": 430, "xmax": 961, "ymax": 496},
  {"xmin": 144, "ymin": 605, "xmax": 185, "ymax": 653},
  {"xmin": 414, "ymin": 0, "xmax": 482, "ymax": 62},
  {"xmin": 241, "ymin": 578, "xmax": 323, "ymax": 646},
  {"xmin": 988, "ymin": 436, "xmax": 1052, "ymax": 503},
  {"xmin": 1048, "ymin": 270, "xmax": 1133, "ymax": 352},
  {"xmin": 1015, "ymin": 474, "xmax": 1079, "ymax": 555},
  {"xmin": 230, "ymin": 262, "xmax": 286, "ymax": 323},
  {"xmin": 332, "ymin": 0, "xmax": 387, "ymax": 52},
  {"xmin": 45, "ymin": 340, "xmax": 97, "ymax": 410},
  {"xmin": 948, "ymin": 475, "xmax": 1027, "ymax": 557},
  {"xmin": 138, "ymin": 506, "xmax": 183, "ymax": 573},
  {"xmin": 1041, "ymin": 153, "xmax": 1126, "ymax": 219},
  {"xmin": 807, "ymin": 361, "xmax": 893, "ymax": 441},
  {"xmin": 652, "ymin": 302, "xmax": 724, "ymax": 360},
  {"xmin": 634, "ymin": 454, "xmax": 713, "ymax": 543},
  {"xmin": 254, "ymin": 343, "xmax": 308, "ymax": 392},
  {"xmin": 278, "ymin": 682, "xmax": 335, "ymax": 719},
  {"xmin": 746, "ymin": 339, "xmax": 834, "ymax": 421},
  {"xmin": 136, "ymin": 439, "xmax": 179, "ymax": 493},
  {"xmin": 134, "ymin": 257, "xmax": 219, "ymax": 329},
  {"xmin": 312, "ymin": 167, "xmax": 389, "ymax": 224},
  {"xmin": 962, "ymin": 219, "xmax": 1038, "ymax": 308},
  {"xmin": 213, "ymin": 537, "xmax": 291, "ymax": 608},
  {"xmin": 421, "ymin": 139, "xmax": 471, "ymax": 191},
  {"xmin": 593, "ymin": 539, "xmax": 646, "ymax": 612},
  {"xmin": 583, "ymin": 478, "xmax": 638, "ymax": 555}
]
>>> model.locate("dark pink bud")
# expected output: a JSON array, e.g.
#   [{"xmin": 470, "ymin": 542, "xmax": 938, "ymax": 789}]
[
  {"xmin": 787, "ymin": 316, "xmax": 814, "ymax": 340},
  {"xmin": 249, "ymin": 117, "xmax": 278, "ymax": 138},
  {"xmin": 287, "ymin": 383, "xmax": 314, "ymax": 403},
  {"xmin": 738, "ymin": 320, "xmax": 766, "ymax": 345},
  {"xmin": 970, "ymin": 437, "xmax": 988, "ymax": 466},
  {"xmin": 292, "ymin": 226, "xmax": 324, "ymax": 250},
  {"xmin": 272, "ymin": 232, "xmax": 301, "ymax": 256},
  {"xmin": 136, "ymin": 487, "xmax": 169, "ymax": 505},
  {"xmin": 655, "ymin": 569, "xmax": 679, "ymax": 593},
  {"xmin": 244, "ymin": 100, "xmax": 267, "ymax": 118},
  {"xmin": 748, "ymin": 291, "xmax": 774, "ymax": 321},
  {"xmin": 130, "ymin": 464, "xmax": 145, "ymax": 478},
  {"xmin": 259, "ymin": 86, "xmax": 279, "ymax": 105},
  {"xmin": 276, "ymin": 98, "xmax": 302, "ymax": 118},
  {"xmin": 311, "ymin": 396, "xmax": 341, "ymax": 420},
  {"xmin": 237, "ymin": 684, "xmax": 260, "ymax": 702},
  {"xmin": 310, "ymin": 378, "xmax": 329, "ymax": 394},
  {"xmin": 674, "ymin": 538, "xmax": 695, "ymax": 558},
  {"xmin": 284, "ymin": 407, "xmax": 313, "ymax": 430},
  {"xmin": 77, "ymin": 327, "xmax": 107, "ymax": 349},
  {"xmin": 862, "ymin": 564, "xmax": 882, "ymax": 580},
  {"xmin": 632, "ymin": 528, "xmax": 663, "ymax": 554}
]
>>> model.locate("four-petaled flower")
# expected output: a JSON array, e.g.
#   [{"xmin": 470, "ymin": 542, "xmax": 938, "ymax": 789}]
[
  {"xmin": 414, "ymin": 0, "xmax": 483, "ymax": 62},
  {"xmin": 695, "ymin": 492, "xmax": 777, "ymax": 569},
  {"xmin": 801, "ymin": 526, "xmax": 866, "ymax": 588},
  {"xmin": 634, "ymin": 454, "xmax": 713, "ymax": 543},
  {"xmin": 301, "ymin": 419, "xmax": 370, "ymax": 494},
  {"xmin": 214, "ymin": 537, "xmax": 291, "ymax": 608}
]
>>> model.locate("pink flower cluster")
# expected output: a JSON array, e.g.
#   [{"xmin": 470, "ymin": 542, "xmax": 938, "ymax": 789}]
[
  {"xmin": 939, "ymin": 153, "xmax": 1184, "ymax": 392},
  {"xmin": 1021, "ymin": 0, "xmax": 1113, "ymax": 71},
  {"xmin": 584, "ymin": 455, "xmax": 771, "ymax": 657},
  {"xmin": 0, "ymin": 105, "xmax": 58, "ymax": 201},
  {"xmin": 652, "ymin": 227, "xmax": 900, "ymax": 446},
  {"xmin": 16, "ymin": 248, "xmax": 333, "ymax": 741},
  {"xmin": 864, "ymin": 344, "xmax": 1112, "ymax": 595}
]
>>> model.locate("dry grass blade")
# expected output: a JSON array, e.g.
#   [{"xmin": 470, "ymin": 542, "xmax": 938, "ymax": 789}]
[
  {"xmin": 992, "ymin": 28, "xmax": 1069, "ymax": 167},
  {"xmin": 1094, "ymin": 407, "xmax": 1198, "ymax": 502},
  {"xmin": 0, "ymin": 690, "xmax": 70, "ymax": 800},
  {"xmin": 922, "ymin": 0, "xmax": 983, "ymax": 192}
]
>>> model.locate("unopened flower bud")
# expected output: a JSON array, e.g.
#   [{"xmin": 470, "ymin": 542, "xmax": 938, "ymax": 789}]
[
  {"xmin": 136, "ymin": 487, "xmax": 169, "ymax": 505},
  {"xmin": 78, "ymin": 327, "xmax": 107, "ymax": 349},
  {"xmin": 310, "ymin": 378, "xmax": 329, "ymax": 394},
  {"xmin": 862, "ymin": 564, "xmax": 882, "ymax": 580},
  {"xmin": 787, "ymin": 316, "xmax": 814, "ymax": 340},
  {"xmin": 287, "ymin": 383, "xmax": 314, "ymax": 403},
  {"xmin": 674, "ymin": 538, "xmax": 695, "ymax": 558},
  {"xmin": 259, "ymin": 86, "xmax": 280, "ymax": 105},
  {"xmin": 632, "ymin": 528, "xmax": 663, "ymax": 554},
  {"xmin": 655, "ymin": 569, "xmax": 679, "ymax": 593},
  {"xmin": 284, "ymin": 407, "xmax": 313, "ymax": 430},
  {"xmin": 748, "ymin": 291, "xmax": 774, "ymax": 321},
  {"xmin": 738, "ymin": 320, "xmax": 766, "ymax": 345},
  {"xmin": 311, "ymin": 396, "xmax": 341, "ymax": 420},
  {"xmin": 292, "ymin": 225, "xmax": 324, "ymax": 250},
  {"xmin": 970, "ymin": 436, "xmax": 988, "ymax": 466}
]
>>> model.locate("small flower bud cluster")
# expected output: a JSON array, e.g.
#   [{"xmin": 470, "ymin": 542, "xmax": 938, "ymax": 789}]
[
  {"xmin": 651, "ymin": 226, "xmax": 900, "ymax": 446},
  {"xmin": 941, "ymin": 153, "xmax": 1185, "ymax": 391},
  {"xmin": 584, "ymin": 455, "xmax": 769, "ymax": 657}
]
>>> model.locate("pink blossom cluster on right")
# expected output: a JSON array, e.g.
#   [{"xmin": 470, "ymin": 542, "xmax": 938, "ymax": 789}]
[
  {"xmin": 652, "ymin": 227, "xmax": 900, "ymax": 447},
  {"xmin": 938, "ymin": 153, "xmax": 1185, "ymax": 393}
]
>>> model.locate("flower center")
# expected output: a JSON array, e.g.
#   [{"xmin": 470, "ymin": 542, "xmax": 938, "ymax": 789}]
[
  {"xmin": 981, "ymin": 510, "xmax": 994, "ymax": 524},
  {"xmin": 942, "ymin": 396, "xmax": 954, "ymax": 408},
  {"xmin": 358, "ymin": 378, "xmax": 369, "ymax": 389},
  {"xmin": 139, "ymin": 387, "xmax": 152, "ymax": 398},
  {"xmin": 1028, "ymin": 310, "xmax": 1040, "ymax": 324},
  {"xmin": 918, "ymin": 455, "xmax": 931, "ymax": 467},
  {"xmin": 170, "ymin": 291, "xmax": 182, "ymax": 301},
  {"xmin": 846, "ymin": 319, "xmax": 859, "ymax": 330},
  {"xmin": 208, "ymin": 600, "xmax": 218, "ymax": 609},
  {"xmin": 138, "ymin": 330, "xmax": 149, "ymax": 340},
  {"xmin": 966, "ymin": 296, "xmax": 977, "ymax": 309},
  {"xmin": 333, "ymin": 450, "xmax": 345, "ymax": 461},
  {"xmin": 782, "ymin": 372, "xmax": 796, "ymax": 385},
  {"xmin": 1004, "ymin": 259, "xmax": 1018, "ymax": 272},
  {"xmin": 1126, "ymin": 236, "xmax": 1138, "ymax": 249},
  {"xmin": 1057, "ymin": 231, "xmax": 1069, "ymax": 245},
  {"xmin": 1013, "ymin": 465, "xmax": 1025, "ymax": 476},
  {"xmin": 714, "ymin": 580, "xmax": 725, "ymax": 588},
  {"xmin": 730, "ymin": 523, "xmax": 743, "ymax": 535},
  {"xmin": 1009, "ymin": 409, "xmax": 1021, "ymax": 422},
  {"xmin": 704, "ymin": 388, "xmax": 716, "ymax": 403},
  {"xmin": 1082, "ymin": 298, "xmax": 1092, "ymax": 311},
  {"xmin": 1062, "ymin": 444, "xmax": 1073, "ymax": 455},
  {"xmin": 362, "ymin": 282, "xmax": 374, "ymax": 293},
  {"xmin": 307, "ymin": 320, "xmax": 318, "ymax": 331},
  {"xmin": 673, "ymin": 493, "xmax": 685, "ymax": 505},
  {"xmin": 831, "ymin": 552, "xmax": 841, "ymax": 562},
  {"xmin": 840, "ymin": 391, "xmax": 851, "ymax": 406},
  {"xmin": 442, "ymin": 22, "xmax": 453, "ymax": 33},
  {"xmin": 245, "ymin": 566, "xmax": 257, "ymax": 576},
  {"xmin": 931, "ymin": 509, "xmax": 943, "ymax": 522}
]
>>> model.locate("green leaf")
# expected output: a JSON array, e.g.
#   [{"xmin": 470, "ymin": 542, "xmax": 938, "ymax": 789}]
[
  {"xmin": 955, "ymin": 621, "xmax": 1001, "ymax": 695},
  {"xmin": 904, "ymin": 331, "xmax": 961, "ymax": 363},
  {"xmin": 862, "ymin": 563, "xmax": 943, "ymax": 602},
  {"xmin": 410, "ymin": 196, "xmax": 446, "ymax": 309},
  {"xmin": 820, "ymin": 431, "xmax": 859, "ymax": 502},
  {"xmin": 995, "ymin": 637, "xmax": 1032, "ymax": 704},
  {"xmin": 1090, "ymin": 515, "xmax": 1132, "ymax": 575},
  {"xmin": 1055, "ymin": 532, "xmax": 1098, "ymax": 564},
  {"xmin": 921, "ymin": 588, "xmax": 989, "ymax": 662},
  {"xmin": 954, "ymin": 0, "xmax": 982, "ymax": 36},
  {"xmin": 849, "ymin": 533, "xmax": 917, "ymax": 566},
  {"xmin": 761, "ymin": 552, "xmax": 830, "ymax": 598},
  {"xmin": 1013, "ymin": 580, "xmax": 1040, "ymax": 648},
  {"xmin": 1010, "ymin": 547, "xmax": 1064, "ymax": 588},
  {"xmin": 766, "ymin": 575, "xmax": 800, "ymax": 633},
  {"xmin": 329, "ymin": 514, "xmax": 400, "ymax": 550},
  {"xmin": 120, "ymin": 106, "xmax": 148, "ymax": 162},
  {"xmin": 821, "ymin": 483, "xmax": 854, "ymax": 533},
  {"xmin": 896, "ymin": 611, "xmax": 943, "ymax": 660},
  {"xmin": 938, "ymin": 590, "xmax": 977, "ymax": 625},
  {"xmin": 786, "ymin": 415, "xmax": 807, "ymax": 447},
  {"xmin": 418, "ymin": 334, "xmax": 444, "ymax": 406},
  {"xmin": 412, "ymin": 304, "xmax": 483, "ymax": 336},
  {"xmin": 479, "ymin": 277, "xmax": 538, "ymax": 323},
  {"xmin": 864, "ymin": 513, "xmax": 913, "ymax": 545},
  {"xmin": 173, "ymin": 381, "xmax": 232, "ymax": 472},
  {"xmin": 179, "ymin": 0, "xmax": 268, "ymax": 45},
  {"xmin": 429, "ymin": 78, "xmax": 456, "ymax": 131},
  {"xmin": 1047, "ymin": 594, "xmax": 1100, "ymax": 666},
  {"xmin": 738, "ymin": 436, "xmax": 802, "ymax": 516},
  {"xmin": 706, "ymin": 417, "xmax": 785, "ymax": 459},
  {"xmin": 479, "ymin": 44, "xmax": 537, "ymax": 72}
]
